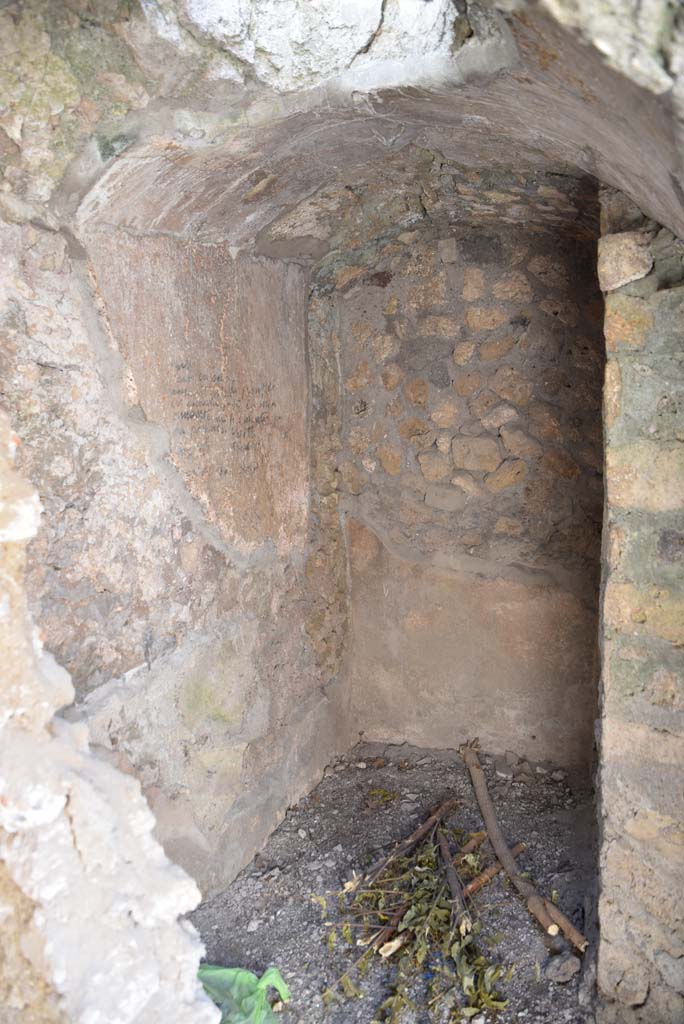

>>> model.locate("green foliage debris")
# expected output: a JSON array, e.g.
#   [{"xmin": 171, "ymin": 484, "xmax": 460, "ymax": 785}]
[
  {"xmin": 198, "ymin": 965, "xmax": 290, "ymax": 1024},
  {"xmin": 320, "ymin": 826, "xmax": 508, "ymax": 1021}
]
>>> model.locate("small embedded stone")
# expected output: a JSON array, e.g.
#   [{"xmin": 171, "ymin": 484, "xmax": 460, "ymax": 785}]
[
  {"xmin": 377, "ymin": 444, "xmax": 402, "ymax": 476},
  {"xmin": 382, "ymin": 363, "xmax": 404, "ymax": 390},
  {"xmin": 372, "ymin": 333, "xmax": 399, "ymax": 362},
  {"xmin": 600, "ymin": 190, "xmax": 651, "ymax": 234},
  {"xmin": 452, "ymin": 436, "xmax": 501, "ymax": 473},
  {"xmin": 453, "ymin": 341, "xmax": 475, "ymax": 365},
  {"xmin": 438, "ymin": 237, "xmax": 458, "ymax": 264},
  {"xmin": 346, "ymin": 360, "xmax": 372, "ymax": 392},
  {"xmin": 485, "ymin": 459, "xmax": 527, "ymax": 492},
  {"xmin": 339, "ymin": 461, "xmax": 363, "ymax": 495},
  {"xmin": 481, "ymin": 403, "xmax": 518, "ymax": 431},
  {"xmin": 480, "ymin": 335, "xmax": 516, "ymax": 361},
  {"xmin": 404, "ymin": 377, "xmax": 429, "ymax": 406},
  {"xmin": 461, "ymin": 531, "xmax": 482, "ymax": 547},
  {"xmin": 459, "ymin": 418, "xmax": 486, "ymax": 436},
  {"xmin": 407, "ymin": 274, "xmax": 446, "ymax": 308},
  {"xmin": 335, "ymin": 265, "xmax": 365, "ymax": 289},
  {"xmin": 493, "ymin": 270, "xmax": 533, "ymax": 302},
  {"xmin": 494, "ymin": 515, "xmax": 522, "ymax": 535},
  {"xmin": 418, "ymin": 315, "xmax": 459, "ymax": 337},
  {"xmin": 465, "ymin": 306, "xmax": 508, "ymax": 330},
  {"xmin": 399, "ymin": 416, "xmax": 430, "ymax": 440},
  {"xmin": 597, "ymin": 231, "xmax": 653, "ymax": 292},
  {"xmin": 491, "ymin": 366, "xmax": 533, "ymax": 406},
  {"xmin": 469, "ymin": 390, "xmax": 499, "ymax": 419},
  {"xmin": 646, "ymin": 668, "xmax": 682, "ymax": 708},
  {"xmin": 451, "ymin": 471, "xmax": 485, "ymax": 499},
  {"xmin": 453, "ymin": 370, "xmax": 483, "ymax": 397},
  {"xmin": 604, "ymin": 361, "xmax": 621, "ymax": 427},
  {"xmin": 436, "ymin": 432, "xmax": 452, "ymax": 455},
  {"xmin": 430, "ymin": 397, "xmax": 461, "ymax": 428},
  {"xmin": 349, "ymin": 425, "xmax": 372, "ymax": 454},
  {"xmin": 462, "ymin": 266, "xmax": 485, "ymax": 300},
  {"xmin": 607, "ymin": 442, "xmax": 684, "ymax": 511},
  {"xmin": 418, "ymin": 450, "xmax": 451, "ymax": 481},
  {"xmin": 528, "ymin": 254, "xmax": 568, "ymax": 289},
  {"xmin": 386, "ymin": 394, "xmax": 403, "ymax": 418},
  {"xmin": 501, "ymin": 426, "xmax": 542, "ymax": 458}
]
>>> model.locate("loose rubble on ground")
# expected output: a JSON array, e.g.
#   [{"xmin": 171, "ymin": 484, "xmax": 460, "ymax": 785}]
[{"xmin": 191, "ymin": 744, "xmax": 597, "ymax": 1023}]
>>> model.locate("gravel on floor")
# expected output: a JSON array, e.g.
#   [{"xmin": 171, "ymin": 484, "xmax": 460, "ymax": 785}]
[{"xmin": 190, "ymin": 743, "xmax": 598, "ymax": 1024}]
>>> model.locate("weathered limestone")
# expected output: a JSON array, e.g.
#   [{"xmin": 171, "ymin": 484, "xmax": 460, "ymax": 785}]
[{"xmin": 0, "ymin": 410, "xmax": 219, "ymax": 1024}]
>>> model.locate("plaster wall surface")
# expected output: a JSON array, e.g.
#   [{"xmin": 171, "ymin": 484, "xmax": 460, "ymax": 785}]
[
  {"xmin": 347, "ymin": 524, "xmax": 599, "ymax": 766},
  {"xmin": 73, "ymin": 232, "xmax": 349, "ymax": 893},
  {"xmin": 87, "ymin": 233, "xmax": 310, "ymax": 552},
  {"xmin": 1, "ymin": 215, "xmax": 348, "ymax": 895}
]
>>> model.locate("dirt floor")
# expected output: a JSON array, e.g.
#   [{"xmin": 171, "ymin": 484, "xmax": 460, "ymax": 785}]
[{"xmin": 191, "ymin": 743, "xmax": 598, "ymax": 1023}]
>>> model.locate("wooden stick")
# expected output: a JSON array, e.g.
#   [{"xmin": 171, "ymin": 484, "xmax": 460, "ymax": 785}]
[
  {"xmin": 460, "ymin": 740, "xmax": 563, "ymax": 940},
  {"xmin": 438, "ymin": 829, "xmax": 470, "ymax": 932},
  {"xmin": 543, "ymin": 898, "xmax": 589, "ymax": 953},
  {"xmin": 362, "ymin": 900, "xmax": 410, "ymax": 949},
  {"xmin": 355, "ymin": 797, "xmax": 458, "ymax": 890},
  {"xmin": 462, "ymin": 841, "xmax": 526, "ymax": 897},
  {"xmin": 456, "ymin": 831, "xmax": 487, "ymax": 861}
]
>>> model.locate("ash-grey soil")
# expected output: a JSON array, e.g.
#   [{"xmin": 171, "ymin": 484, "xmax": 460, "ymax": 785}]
[{"xmin": 190, "ymin": 744, "xmax": 598, "ymax": 1024}]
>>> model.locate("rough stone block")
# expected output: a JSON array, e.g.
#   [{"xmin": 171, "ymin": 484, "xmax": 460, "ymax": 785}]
[
  {"xmin": 607, "ymin": 443, "xmax": 684, "ymax": 512},
  {"xmin": 452, "ymin": 435, "xmax": 502, "ymax": 472},
  {"xmin": 598, "ymin": 232, "xmax": 654, "ymax": 292}
]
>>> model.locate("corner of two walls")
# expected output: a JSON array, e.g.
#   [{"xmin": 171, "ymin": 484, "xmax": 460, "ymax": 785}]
[
  {"xmin": 6, "ymin": 217, "xmax": 350, "ymax": 896},
  {"xmin": 80, "ymin": 231, "xmax": 354, "ymax": 894},
  {"xmin": 318, "ymin": 211, "xmax": 605, "ymax": 773}
]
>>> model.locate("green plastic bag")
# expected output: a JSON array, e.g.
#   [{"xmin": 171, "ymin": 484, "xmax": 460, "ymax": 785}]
[{"xmin": 198, "ymin": 965, "xmax": 291, "ymax": 1024}]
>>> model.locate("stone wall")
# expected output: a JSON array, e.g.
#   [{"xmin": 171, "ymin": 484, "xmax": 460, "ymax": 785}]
[
  {"xmin": 308, "ymin": 185, "xmax": 604, "ymax": 769},
  {"xmin": 1, "ymin": 213, "xmax": 349, "ymax": 894},
  {"xmin": 596, "ymin": 193, "xmax": 684, "ymax": 1022},
  {"xmin": 1, "ymin": 3, "xmax": 684, "ymax": 1021}
]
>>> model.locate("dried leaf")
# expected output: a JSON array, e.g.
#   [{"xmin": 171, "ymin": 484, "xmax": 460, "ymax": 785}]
[
  {"xmin": 340, "ymin": 974, "xmax": 363, "ymax": 999},
  {"xmin": 379, "ymin": 935, "xmax": 405, "ymax": 958},
  {"xmin": 310, "ymin": 894, "xmax": 327, "ymax": 917}
]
